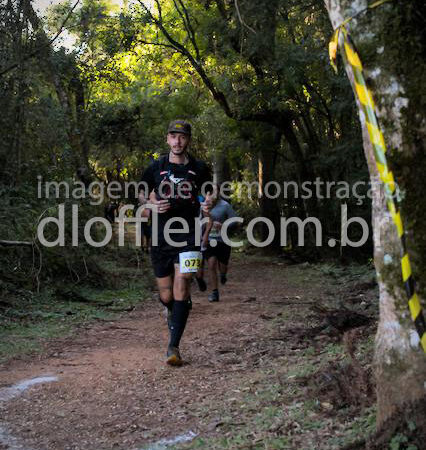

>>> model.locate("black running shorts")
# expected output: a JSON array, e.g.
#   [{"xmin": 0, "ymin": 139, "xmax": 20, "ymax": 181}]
[
  {"xmin": 151, "ymin": 235, "xmax": 200, "ymax": 278},
  {"xmin": 203, "ymin": 241, "xmax": 232, "ymax": 265}
]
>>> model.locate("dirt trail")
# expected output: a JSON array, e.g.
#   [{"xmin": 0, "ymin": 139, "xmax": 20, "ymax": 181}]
[{"xmin": 0, "ymin": 258, "xmax": 354, "ymax": 450}]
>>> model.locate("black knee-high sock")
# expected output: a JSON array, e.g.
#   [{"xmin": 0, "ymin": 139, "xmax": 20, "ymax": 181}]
[
  {"xmin": 160, "ymin": 298, "xmax": 174, "ymax": 330},
  {"xmin": 169, "ymin": 298, "xmax": 191, "ymax": 348},
  {"xmin": 160, "ymin": 298, "xmax": 174, "ymax": 311}
]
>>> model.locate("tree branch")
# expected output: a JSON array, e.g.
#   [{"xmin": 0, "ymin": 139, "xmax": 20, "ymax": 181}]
[
  {"xmin": 154, "ymin": 0, "xmax": 163, "ymax": 22},
  {"xmin": 135, "ymin": 0, "xmax": 294, "ymax": 128},
  {"xmin": 137, "ymin": 0, "xmax": 233, "ymax": 117},
  {"xmin": 172, "ymin": 0, "xmax": 197, "ymax": 56},
  {"xmin": 176, "ymin": 0, "xmax": 201, "ymax": 61},
  {"xmin": 0, "ymin": 0, "xmax": 81, "ymax": 78},
  {"xmin": 0, "ymin": 240, "xmax": 33, "ymax": 247},
  {"xmin": 213, "ymin": 1, "xmax": 265, "ymax": 79},
  {"xmin": 136, "ymin": 39, "xmax": 177, "ymax": 50},
  {"xmin": 234, "ymin": 0, "xmax": 256, "ymax": 34}
]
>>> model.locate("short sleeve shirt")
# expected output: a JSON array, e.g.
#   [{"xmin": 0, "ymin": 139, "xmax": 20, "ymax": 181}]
[
  {"xmin": 141, "ymin": 153, "xmax": 212, "ymax": 246},
  {"xmin": 208, "ymin": 199, "xmax": 237, "ymax": 242}
]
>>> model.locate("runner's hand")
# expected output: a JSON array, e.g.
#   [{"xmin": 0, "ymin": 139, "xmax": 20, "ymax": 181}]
[
  {"xmin": 212, "ymin": 221, "xmax": 222, "ymax": 230},
  {"xmin": 149, "ymin": 191, "xmax": 171, "ymax": 214},
  {"xmin": 154, "ymin": 199, "xmax": 171, "ymax": 214}
]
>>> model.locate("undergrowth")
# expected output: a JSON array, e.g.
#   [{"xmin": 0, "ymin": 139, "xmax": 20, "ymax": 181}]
[
  {"xmin": 177, "ymin": 260, "xmax": 378, "ymax": 450},
  {"xmin": 0, "ymin": 246, "xmax": 153, "ymax": 363}
]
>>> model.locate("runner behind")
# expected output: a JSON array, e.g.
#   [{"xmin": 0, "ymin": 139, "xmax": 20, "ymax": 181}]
[{"xmin": 198, "ymin": 184, "xmax": 237, "ymax": 302}]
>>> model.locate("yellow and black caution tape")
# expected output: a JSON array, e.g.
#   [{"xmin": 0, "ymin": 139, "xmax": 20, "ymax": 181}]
[{"xmin": 329, "ymin": 12, "xmax": 426, "ymax": 353}]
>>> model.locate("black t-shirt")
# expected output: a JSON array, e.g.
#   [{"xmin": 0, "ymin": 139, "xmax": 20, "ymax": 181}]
[{"xmin": 141, "ymin": 154, "xmax": 211, "ymax": 246}]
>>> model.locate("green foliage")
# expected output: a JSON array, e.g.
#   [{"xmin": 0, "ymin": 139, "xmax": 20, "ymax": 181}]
[
  {"xmin": 390, "ymin": 434, "xmax": 418, "ymax": 450},
  {"xmin": 0, "ymin": 257, "xmax": 151, "ymax": 362},
  {"xmin": 0, "ymin": 0, "xmax": 373, "ymax": 313}
]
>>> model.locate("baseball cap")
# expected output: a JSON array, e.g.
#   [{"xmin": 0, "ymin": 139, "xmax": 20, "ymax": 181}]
[{"xmin": 167, "ymin": 120, "xmax": 191, "ymax": 136}]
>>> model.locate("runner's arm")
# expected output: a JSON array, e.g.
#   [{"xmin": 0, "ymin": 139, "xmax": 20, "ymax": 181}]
[
  {"xmin": 198, "ymin": 163, "xmax": 214, "ymax": 215},
  {"xmin": 202, "ymin": 217, "xmax": 213, "ymax": 247},
  {"xmin": 141, "ymin": 162, "xmax": 170, "ymax": 213}
]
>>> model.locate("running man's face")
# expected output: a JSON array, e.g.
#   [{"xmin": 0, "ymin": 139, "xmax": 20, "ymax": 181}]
[{"xmin": 167, "ymin": 132, "xmax": 190, "ymax": 155}]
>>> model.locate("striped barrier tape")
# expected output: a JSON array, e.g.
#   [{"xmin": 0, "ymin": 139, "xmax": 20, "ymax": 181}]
[{"xmin": 329, "ymin": 13, "xmax": 426, "ymax": 352}]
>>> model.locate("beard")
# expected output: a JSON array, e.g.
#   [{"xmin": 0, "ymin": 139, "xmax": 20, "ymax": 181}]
[{"xmin": 171, "ymin": 145, "xmax": 187, "ymax": 154}]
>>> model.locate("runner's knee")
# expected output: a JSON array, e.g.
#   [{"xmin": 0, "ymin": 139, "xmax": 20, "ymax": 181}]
[
  {"xmin": 208, "ymin": 257, "xmax": 217, "ymax": 270},
  {"xmin": 158, "ymin": 286, "xmax": 173, "ymax": 303},
  {"xmin": 173, "ymin": 272, "xmax": 192, "ymax": 299},
  {"xmin": 174, "ymin": 272, "xmax": 192, "ymax": 287}
]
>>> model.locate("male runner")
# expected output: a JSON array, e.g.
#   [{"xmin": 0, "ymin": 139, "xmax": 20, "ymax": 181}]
[
  {"xmin": 141, "ymin": 120, "xmax": 212, "ymax": 366},
  {"xmin": 197, "ymin": 184, "xmax": 237, "ymax": 302}
]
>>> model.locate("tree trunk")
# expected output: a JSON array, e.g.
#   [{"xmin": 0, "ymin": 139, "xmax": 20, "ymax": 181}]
[
  {"xmin": 324, "ymin": 0, "xmax": 426, "ymax": 429},
  {"xmin": 257, "ymin": 127, "xmax": 281, "ymax": 252},
  {"xmin": 11, "ymin": 0, "xmax": 26, "ymax": 185},
  {"xmin": 280, "ymin": 117, "xmax": 321, "ymax": 254},
  {"xmin": 213, "ymin": 149, "xmax": 231, "ymax": 185},
  {"xmin": 23, "ymin": 0, "xmax": 91, "ymax": 180}
]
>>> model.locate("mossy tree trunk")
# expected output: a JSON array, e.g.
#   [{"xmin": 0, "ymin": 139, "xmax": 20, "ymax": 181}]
[{"xmin": 324, "ymin": 0, "xmax": 426, "ymax": 428}]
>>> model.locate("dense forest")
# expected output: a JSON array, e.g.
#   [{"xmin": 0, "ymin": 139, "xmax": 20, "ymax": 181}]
[
  {"xmin": 1, "ymin": 0, "xmax": 370, "ymax": 284},
  {"xmin": 0, "ymin": 1, "xmax": 425, "ymax": 449}
]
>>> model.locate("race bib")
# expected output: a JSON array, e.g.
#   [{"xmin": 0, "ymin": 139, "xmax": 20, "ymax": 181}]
[{"xmin": 179, "ymin": 251, "xmax": 202, "ymax": 273}]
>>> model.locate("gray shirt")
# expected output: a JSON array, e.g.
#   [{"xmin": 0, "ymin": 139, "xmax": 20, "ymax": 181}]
[{"xmin": 208, "ymin": 199, "xmax": 237, "ymax": 243}]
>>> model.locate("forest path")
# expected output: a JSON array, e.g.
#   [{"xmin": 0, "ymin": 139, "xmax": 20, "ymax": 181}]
[{"xmin": 0, "ymin": 256, "xmax": 360, "ymax": 450}]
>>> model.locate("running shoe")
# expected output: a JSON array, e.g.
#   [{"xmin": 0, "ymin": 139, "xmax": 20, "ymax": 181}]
[
  {"xmin": 220, "ymin": 273, "xmax": 227, "ymax": 285},
  {"xmin": 166, "ymin": 346, "xmax": 183, "ymax": 366},
  {"xmin": 208, "ymin": 290, "xmax": 220, "ymax": 302}
]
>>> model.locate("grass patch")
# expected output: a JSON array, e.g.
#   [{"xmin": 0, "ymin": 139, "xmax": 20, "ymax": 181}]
[
  {"xmin": 181, "ymin": 353, "xmax": 376, "ymax": 450},
  {"xmin": 177, "ymin": 258, "xmax": 377, "ymax": 450},
  {"xmin": 0, "ymin": 250, "xmax": 153, "ymax": 363}
]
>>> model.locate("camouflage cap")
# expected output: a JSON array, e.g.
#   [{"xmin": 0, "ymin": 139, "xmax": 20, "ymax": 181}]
[{"xmin": 167, "ymin": 120, "xmax": 192, "ymax": 136}]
